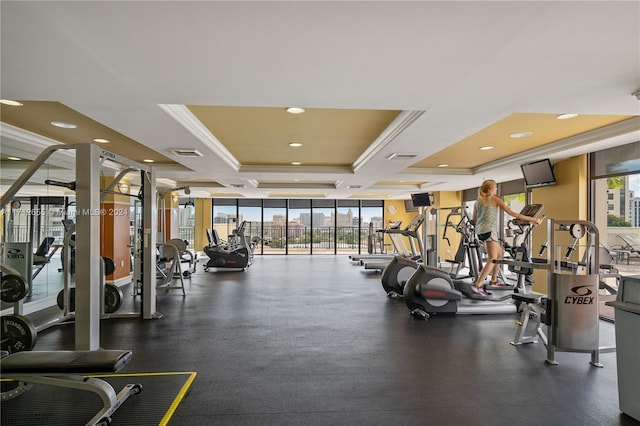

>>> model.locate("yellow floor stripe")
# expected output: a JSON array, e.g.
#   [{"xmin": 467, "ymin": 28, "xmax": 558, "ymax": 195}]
[
  {"xmin": 91, "ymin": 371, "xmax": 198, "ymax": 425},
  {"xmin": 2, "ymin": 371, "xmax": 197, "ymax": 425},
  {"xmin": 159, "ymin": 372, "xmax": 198, "ymax": 426}
]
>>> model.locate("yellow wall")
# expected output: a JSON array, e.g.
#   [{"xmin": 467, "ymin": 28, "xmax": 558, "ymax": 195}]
[
  {"xmin": 383, "ymin": 200, "xmax": 422, "ymax": 255},
  {"xmin": 529, "ymin": 155, "xmax": 588, "ymax": 293},
  {"xmin": 433, "ymin": 191, "xmax": 463, "ymax": 263},
  {"xmin": 194, "ymin": 198, "xmax": 212, "ymax": 250}
]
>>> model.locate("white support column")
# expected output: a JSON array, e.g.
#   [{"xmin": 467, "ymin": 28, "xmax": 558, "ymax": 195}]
[
  {"xmin": 142, "ymin": 168, "xmax": 160, "ymax": 319},
  {"xmin": 74, "ymin": 143, "xmax": 101, "ymax": 350}
]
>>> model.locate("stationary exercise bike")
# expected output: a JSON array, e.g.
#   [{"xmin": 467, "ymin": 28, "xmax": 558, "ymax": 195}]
[
  {"xmin": 203, "ymin": 221, "xmax": 252, "ymax": 271},
  {"xmin": 402, "ymin": 204, "xmax": 544, "ymax": 319}
]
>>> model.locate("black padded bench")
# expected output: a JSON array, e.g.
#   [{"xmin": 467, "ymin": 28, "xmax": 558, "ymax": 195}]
[{"xmin": 1, "ymin": 350, "xmax": 141, "ymax": 425}]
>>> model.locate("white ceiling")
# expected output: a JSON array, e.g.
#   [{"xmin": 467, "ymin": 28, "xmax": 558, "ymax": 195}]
[{"xmin": 1, "ymin": 1, "xmax": 639, "ymax": 199}]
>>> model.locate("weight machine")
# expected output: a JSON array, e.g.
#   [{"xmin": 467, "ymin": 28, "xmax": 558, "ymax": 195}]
[
  {"xmin": 1, "ymin": 143, "xmax": 159, "ymax": 351},
  {"xmin": 505, "ymin": 218, "xmax": 616, "ymax": 367}
]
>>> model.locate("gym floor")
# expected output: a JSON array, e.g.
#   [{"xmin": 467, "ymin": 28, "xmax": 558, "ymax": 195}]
[{"xmin": 8, "ymin": 255, "xmax": 639, "ymax": 425}]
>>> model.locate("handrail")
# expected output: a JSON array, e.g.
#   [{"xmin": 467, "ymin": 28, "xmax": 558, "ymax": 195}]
[{"xmin": 1, "ymin": 145, "xmax": 76, "ymax": 206}]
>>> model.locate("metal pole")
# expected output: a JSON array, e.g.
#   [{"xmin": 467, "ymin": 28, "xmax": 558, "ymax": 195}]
[
  {"xmin": 142, "ymin": 168, "xmax": 160, "ymax": 319},
  {"xmin": 74, "ymin": 143, "xmax": 101, "ymax": 351}
]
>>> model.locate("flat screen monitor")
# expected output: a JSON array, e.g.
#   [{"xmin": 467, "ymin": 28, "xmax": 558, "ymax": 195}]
[
  {"xmin": 410, "ymin": 192, "xmax": 431, "ymax": 207},
  {"xmin": 521, "ymin": 159, "xmax": 557, "ymax": 188}
]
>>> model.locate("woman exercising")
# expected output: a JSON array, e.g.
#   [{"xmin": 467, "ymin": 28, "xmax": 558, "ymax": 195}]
[{"xmin": 472, "ymin": 179, "xmax": 542, "ymax": 296}]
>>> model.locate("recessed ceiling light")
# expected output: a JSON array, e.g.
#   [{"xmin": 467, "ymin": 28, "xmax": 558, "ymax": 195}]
[
  {"xmin": 289, "ymin": 142, "xmax": 303, "ymax": 147},
  {"xmin": 0, "ymin": 99, "xmax": 23, "ymax": 106},
  {"xmin": 286, "ymin": 107, "xmax": 305, "ymax": 114},
  {"xmin": 7, "ymin": 156, "xmax": 21, "ymax": 161},
  {"xmin": 510, "ymin": 131, "xmax": 533, "ymax": 138},
  {"xmin": 293, "ymin": 179, "xmax": 300, "ymax": 182},
  {"xmin": 480, "ymin": 146, "xmax": 494, "ymax": 150},
  {"xmin": 51, "ymin": 121, "xmax": 77, "ymax": 129},
  {"xmin": 291, "ymin": 161, "xmax": 302, "ymax": 165},
  {"xmin": 142, "ymin": 159, "xmax": 155, "ymax": 163},
  {"xmin": 438, "ymin": 164, "xmax": 448, "ymax": 168},
  {"xmin": 555, "ymin": 113, "xmax": 578, "ymax": 120},
  {"xmin": 93, "ymin": 138, "xmax": 110, "ymax": 144}
]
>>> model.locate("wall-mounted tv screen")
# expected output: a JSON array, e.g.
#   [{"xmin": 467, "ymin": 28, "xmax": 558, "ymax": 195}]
[
  {"xmin": 410, "ymin": 192, "xmax": 431, "ymax": 207},
  {"xmin": 521, "ymin": 159, "xmax": 557, "ymax": 188},
  {"xmin": 404, "ymin": 199, "xmax": 418, "ymax": 212}
]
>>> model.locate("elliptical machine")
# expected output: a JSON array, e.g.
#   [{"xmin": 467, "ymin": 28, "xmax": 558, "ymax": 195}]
[
  {"xmin": 441, "ymin": 207, "xmax": 483, "ymax": 281},
  {"xmin": 502, "ymin": 204, "xmax": 545, "ymax": 288},
  {"xmin": 402, "ymin": 204, "xmax": 544, "ymax": 319}
]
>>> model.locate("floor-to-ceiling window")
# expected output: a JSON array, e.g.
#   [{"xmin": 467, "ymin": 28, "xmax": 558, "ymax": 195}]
[
  {"xmin": 288, "ymin": 199, "xmax": 311, "ymax": 254},
  {"xmin": 359, "ymin": 201, "xmax": 384, "ymax": 254},
  {"xmin": 263, "ymin": 199, "xmax": 287, "ymax": 254},
  {"xmin": 590, "ymin": 141, "xmax": 640, "ymax": 321},
  {"xmin": 212, "ymin": 199, "xmax": 238, "ymax": 245},
  {"xmin": 238, "ymin": 199, "xmax": 262, "ymax": 254},
  {"xmin": 210, "ymin": 198, "xmax": 382, "ymax": 255},
  {"xmin": 336, "ymin": 200, "xmax": 359, "ymax": 255},
  {"xmin": 311, "ymin": 199, "xmax": 335, "ymax": 254}
]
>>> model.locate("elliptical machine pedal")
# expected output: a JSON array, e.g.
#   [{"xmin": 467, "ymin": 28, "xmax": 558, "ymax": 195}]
[{"xmin": 409, "ymin": 308, "xmax": 430, "ymax": 320}]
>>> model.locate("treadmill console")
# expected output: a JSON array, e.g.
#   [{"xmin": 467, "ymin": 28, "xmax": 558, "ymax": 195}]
[{"xmin": 512, "ymin": 204, "xmax": 544, "ymax": 226}]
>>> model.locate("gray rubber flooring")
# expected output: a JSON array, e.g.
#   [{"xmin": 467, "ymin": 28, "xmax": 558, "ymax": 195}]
[{"xmin": 19, "ymin": 255, "xmax": 639, "ymax": 425}]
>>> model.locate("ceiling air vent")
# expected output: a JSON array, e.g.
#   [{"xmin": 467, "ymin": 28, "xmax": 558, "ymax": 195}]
[
  {"xmin": 230, "ymin": 184, "xmax": 247, "ymax": 188},
  {"xmin": 169, "ymin": 148, "xmax": 203, "ymax": 158},
  {"xmin": 387, "ymin": 153, "xmax": 418, "ymax": 160},
  {"xmin": 347, "ymin": 185, "xmax": 362, "ymax": 189}
]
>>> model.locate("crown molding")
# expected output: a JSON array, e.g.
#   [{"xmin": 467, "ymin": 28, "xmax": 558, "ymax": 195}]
[
  {"xmin": 352, "ymin": 110, "xmax": 425, "ymax": 173},
  {"xmin": 159, "ymin": 104, "xmax": 241, "ymax": 172}
]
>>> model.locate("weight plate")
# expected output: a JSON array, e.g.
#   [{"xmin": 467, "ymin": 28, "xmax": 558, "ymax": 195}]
[
  {"xmin": 104, "ymin": 284, "xmax": 123, "ymax": 314},
  {"xmin": 58, "ymin": 286, "xmax": 123, "ymax": 314},
  {"xmin": 57, "ymin": 288, "xmax": 76, "ymax": 312},
  {"xmin": 0, "ymin": 274, "xmax": 29, "ymax": 303},
  {"xmin": 1, "ymin": 315, "xmax": 37, "ymax": 353},
  {"xmin": 102, "ymin": 257, "xmax": 116, "ymax": 276}
]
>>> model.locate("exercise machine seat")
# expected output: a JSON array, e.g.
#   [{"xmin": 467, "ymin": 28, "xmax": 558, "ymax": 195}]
[
  {"xmin": 0, "ymin": 350, "xmax": 132, "ymax": 374},
  {"xmin": 1, "ymin": 349, "xmax": 140, "ymax": 426},
  {"xmin": 33, "ymin": 237, "xmax": 55, "ymax": 264}
]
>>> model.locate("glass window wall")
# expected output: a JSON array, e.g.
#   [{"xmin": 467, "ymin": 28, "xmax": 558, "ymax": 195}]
[
  {"xmin": 590, "ymin": 142, "xmax": 640, "ymax": 321},
  {"xmin": 238, "ymin": 199, "xmax": 262, "ymax": 254},
  {"xmin": 288, "ymin": 199, "xmax": 311, "ymax": 254},
  {"xmin": 263, "ymin": 199, "xmax": 287, "ymax": 254},
  {"xmin": 311, "ymin": 200, "xmax": 335, "ymax": 254},
  {"xmin": 212, "ymin": 200, "xmax": 238, "ymax": 246},
  {"xmin": 209, "ymin": 198, "xmax": 383, "ymax": 255},
  {"xmin": 336, "ymin": 200, "xmax": 359, "ymax": 254}
]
